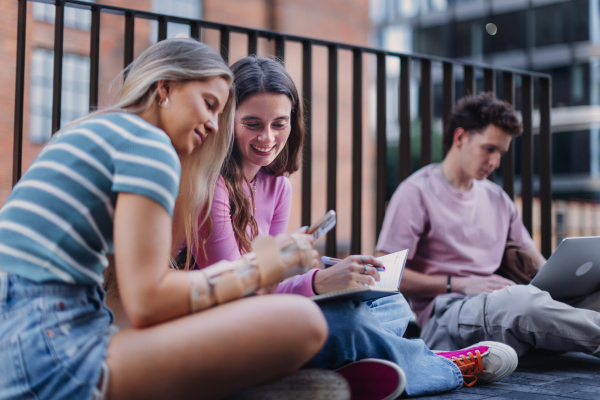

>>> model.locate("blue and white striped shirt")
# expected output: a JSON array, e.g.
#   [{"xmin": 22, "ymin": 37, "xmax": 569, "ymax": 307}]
[{"xmin": 0, "ymin": 113, "xmax": 180, "ymax": 285}]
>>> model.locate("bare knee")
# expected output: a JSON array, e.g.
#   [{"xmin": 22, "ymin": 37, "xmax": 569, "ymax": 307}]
[{"xmin": 260, "ymin": 295, "xmax": 328, "ymax": 368}]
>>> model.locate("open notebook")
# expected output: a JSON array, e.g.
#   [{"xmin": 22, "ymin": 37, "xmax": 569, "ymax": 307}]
[{"xmin": 311, "ymin": 249, "xmax": 408, "ymax": 303}]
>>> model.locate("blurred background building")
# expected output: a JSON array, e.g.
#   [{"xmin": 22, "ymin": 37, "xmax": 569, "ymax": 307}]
[{"xmin": 372, "ymin": 0, "xmax": 600, "ymax": 248}]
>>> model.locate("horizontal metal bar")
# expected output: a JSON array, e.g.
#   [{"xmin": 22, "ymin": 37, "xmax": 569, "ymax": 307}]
[{"xmin": 22, "ymin": 0, "xmax": 551, "ymax": 79}]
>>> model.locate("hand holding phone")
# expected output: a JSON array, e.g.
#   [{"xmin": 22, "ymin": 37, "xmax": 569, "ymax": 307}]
[{"xmin": 307, "ymin": 210, "xmax": 336, "ymax": 240}]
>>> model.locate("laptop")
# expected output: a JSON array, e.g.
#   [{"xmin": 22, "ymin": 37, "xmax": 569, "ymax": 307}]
[{"xmin": 529, "ymin": 236, "xmax": 600, "ymax": 298}]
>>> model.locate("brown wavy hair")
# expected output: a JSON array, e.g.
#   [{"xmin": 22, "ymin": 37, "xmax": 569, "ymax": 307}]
[
  {"xmin": 224, "ymin": 56, "xmax": 305, "ymax": 253},
  {"xmin": 443, "ymin": 92, "xmax": 522, "ymax": 155}
]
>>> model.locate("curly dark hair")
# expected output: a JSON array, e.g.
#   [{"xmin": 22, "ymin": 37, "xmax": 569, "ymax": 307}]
[{"xmin": 443, "ymin": 92, "xmax": 522, "ymax": 154}]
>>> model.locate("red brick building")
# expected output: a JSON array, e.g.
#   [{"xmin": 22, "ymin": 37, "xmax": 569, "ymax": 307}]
[{"xmin": 0, "ymin": 0, "xmax": 376, "ymax": 254}]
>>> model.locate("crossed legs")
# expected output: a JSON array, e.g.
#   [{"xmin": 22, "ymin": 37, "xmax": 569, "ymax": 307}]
[{"xmin": 105, "ymin": 294, "xmax": 327, "ymax": 400}]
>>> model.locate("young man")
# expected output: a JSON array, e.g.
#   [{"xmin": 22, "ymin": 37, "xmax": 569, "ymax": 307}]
[{"xmin": 376, "ymin": 93, "xmax": 600, "ymax": 357}]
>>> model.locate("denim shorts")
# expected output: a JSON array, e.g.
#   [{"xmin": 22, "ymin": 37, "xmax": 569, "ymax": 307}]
[{"xmin": 0, "ymin": 273, "xmax": 117, "ymax": 400}]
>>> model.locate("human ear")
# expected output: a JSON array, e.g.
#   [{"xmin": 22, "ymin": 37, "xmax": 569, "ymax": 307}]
[
  {"xmin": 453, "ymin": 127, "xmax": 467, "ymax": 149},
  {"xmin": 156, "ymin": 80, "xmax": 171, "ymax": 102}
]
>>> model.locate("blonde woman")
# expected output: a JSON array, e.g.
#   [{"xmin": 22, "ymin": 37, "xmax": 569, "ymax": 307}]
[{"xmin": 0, "ymin": 39, "xmax": 327, "ymax": 400}]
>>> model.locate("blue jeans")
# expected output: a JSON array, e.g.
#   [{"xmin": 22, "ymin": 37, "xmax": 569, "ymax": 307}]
[
  {"xmin": 0, "ymin": 274, "xmax": 116, "ymax": 400},
  {"xmin": 305, "ymin": 294, "xmax": 463, "ymax": 396}
]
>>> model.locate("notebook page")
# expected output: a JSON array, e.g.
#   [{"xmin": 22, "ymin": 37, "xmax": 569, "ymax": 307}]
[{"xmin": 375, "ymin": 249, "xmax": 408, "ymax": 289}]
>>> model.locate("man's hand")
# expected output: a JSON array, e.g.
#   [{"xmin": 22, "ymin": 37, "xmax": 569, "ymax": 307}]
[
  {"xmin": 313, "ymin": 255, "xmax": 384, "ymax": 295},
  {"xmin": 452, "ymin": 274, "xmax": 516, "ymax": 296}
]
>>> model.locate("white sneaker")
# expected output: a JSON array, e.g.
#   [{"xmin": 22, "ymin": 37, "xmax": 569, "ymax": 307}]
[{"xmin": 433, "ymin": 341, "xmax": 518, "ymax": 386}]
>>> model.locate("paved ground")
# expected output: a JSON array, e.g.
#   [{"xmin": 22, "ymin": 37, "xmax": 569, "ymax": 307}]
[{"xmin": 412, "ymin": 351, "xmax": 600, "ymax": 399}]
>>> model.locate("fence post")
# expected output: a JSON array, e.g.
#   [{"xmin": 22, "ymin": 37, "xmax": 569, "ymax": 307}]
[
  {"xmin": 540, "ymin": 77, "xmax": 552, "ymax": 257},
  {"xmin": 12, "ymin": 0, "xmax": 27, "ymax": 186}
]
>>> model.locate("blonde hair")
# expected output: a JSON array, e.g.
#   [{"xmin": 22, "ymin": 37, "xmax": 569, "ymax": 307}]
[{"xmin": 66, "ymin": 38, "xmax": 235, "ymax": 288}]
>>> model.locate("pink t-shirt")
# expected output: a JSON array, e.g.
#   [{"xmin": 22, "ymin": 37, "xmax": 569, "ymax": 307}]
[
  {"xmin": 192, "ymin": 170, "xmax": 317, "ymax": 297},
  {"xmin": 376, "ymin": 163, "xmax": 534, "ymax": 327}
]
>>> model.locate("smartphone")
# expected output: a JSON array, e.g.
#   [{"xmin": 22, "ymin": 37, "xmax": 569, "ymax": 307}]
[{"xmin": 307, "ymin": 210, "xmax": 337, "ymax": 240}]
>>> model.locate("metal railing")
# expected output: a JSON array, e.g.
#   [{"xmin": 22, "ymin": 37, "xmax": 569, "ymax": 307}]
[{"xmin": 12, "ymin": 0, "xmax": 553, "ymax": 257}]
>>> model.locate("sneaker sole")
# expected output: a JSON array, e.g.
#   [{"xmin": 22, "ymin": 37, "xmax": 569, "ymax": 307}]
[{"xmin": 336, "ymin": 358, "xmax": 406, "ymax": 400}]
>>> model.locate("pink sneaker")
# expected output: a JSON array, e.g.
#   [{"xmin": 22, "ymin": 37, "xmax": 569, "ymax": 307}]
[
  {"xmin": 434, "ymin": 341, "xmax": 518, "ymax": 386},
  {"xmin": 335, "ymin": 358, "xmax": 406, "ymax": 400}
]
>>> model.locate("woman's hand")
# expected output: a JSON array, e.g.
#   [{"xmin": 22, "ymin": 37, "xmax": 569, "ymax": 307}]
[
  {"xmin": 313, "ymin": 255, "xmax": 385, "ymax": 295},
  {"xmin": 275, "ymin": 232, "xmax": 319, "ymax": 269}
]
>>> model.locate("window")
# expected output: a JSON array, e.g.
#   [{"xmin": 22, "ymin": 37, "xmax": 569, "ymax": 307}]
[
  {"xmin": 572, "ymin": 0, "xmax": 590, "ymax": 42},
  {"xmin": 29, "ymin": 49, "xmax": 90, "ymax": 144},
  {"xmin": 454, "ymin": 19, "xmax": 483, "ymax": 57},
  {"xmin": 413, "ymin": 25, "xmax": 448, "ymax": 57},
  {"xmin": 150, "ymin": 0, "xmax": 202, "ymax": 40},
  {"xmin": 534, "ymin": 4, "xmax": 568, "ymax": 47},
  {"xmin": 489, "ymin": 11, "xmax": 526, "ymax": 53},
  {"xmin": 32, "ymin": 0, "xmax": 96, "ymax": 31}
]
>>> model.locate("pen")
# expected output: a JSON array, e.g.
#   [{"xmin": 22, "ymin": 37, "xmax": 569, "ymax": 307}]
[{"xmin": 321, "ymin": 256, "xmax": 385, "ymax": 271}]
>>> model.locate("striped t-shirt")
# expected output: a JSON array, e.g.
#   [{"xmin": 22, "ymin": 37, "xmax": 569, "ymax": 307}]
[{"xmin": 0, "ymin": 113, "xmax": 180, "ymax": 286}]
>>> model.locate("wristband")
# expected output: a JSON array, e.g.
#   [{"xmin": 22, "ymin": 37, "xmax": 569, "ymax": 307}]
[{"xmin": 446, "ymin": 275, "xmax": 452, "ymax": 293}]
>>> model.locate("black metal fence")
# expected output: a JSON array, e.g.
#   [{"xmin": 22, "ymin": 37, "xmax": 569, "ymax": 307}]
[{"xmin": 12, "ymin": 0, "xmax": 553, "ymax": 257}]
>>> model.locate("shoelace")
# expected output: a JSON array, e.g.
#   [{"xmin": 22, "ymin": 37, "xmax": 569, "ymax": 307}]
[{"xmin": 451, "ymin": 350, "xmax": 483, "ymax": 387}]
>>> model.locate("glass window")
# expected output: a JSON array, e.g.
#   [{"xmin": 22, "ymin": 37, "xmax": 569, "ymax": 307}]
[
  {"xmin": 413, "ymin": 25, "xmax": 448, "ymax": 57},
  {"xmin": 32, "ymin": 0, "xmax": 95, "ymax": 31},
  {"xmin": 571, "ymin": 63, "xmax": 590, "ymax": 106},
  {"xmin": 534, "ymin": 3, "xmax": 568, "ymax": 47},
  {"xmin": 552, "ymin": 130, "xmax": 591, "ymax": 174},
  {"xmin": 490, "ymin": 11, "xmax": 526, "ymax": 52},
  {"xmin": 150, "ymin": 0, "xmax": 202, "ymax": 41},
  {"xmin": 454, "ymin": 19, "xmax": 483, "ymax": 57},
  {"xmin": 572, "ymin": 0, "xmax": 590, "ymax": 42},
  {"xmin": 29, "ymin": 49, "xmax": 90, "ymax": 144}
]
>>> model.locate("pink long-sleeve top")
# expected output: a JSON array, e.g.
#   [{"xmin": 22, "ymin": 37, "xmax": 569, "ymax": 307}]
[{"xmin": 191, "ymin": 170, "xmax": 317, "ymax": 296}]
